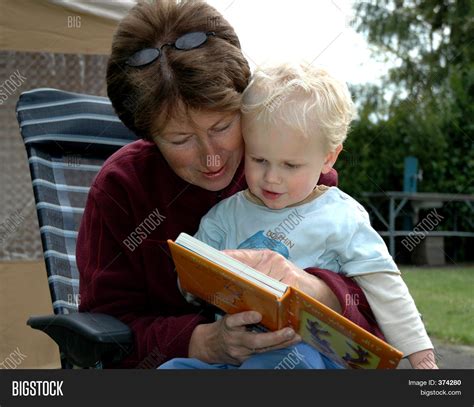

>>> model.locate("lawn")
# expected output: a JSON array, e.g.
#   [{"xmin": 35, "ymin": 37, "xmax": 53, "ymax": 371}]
[{"xmin": 401, "ymin": 266, "xmax": 474, "ymax": 346}]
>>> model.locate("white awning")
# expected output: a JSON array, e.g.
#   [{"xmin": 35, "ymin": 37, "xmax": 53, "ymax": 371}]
[{"xmin": 0, "ymin": 0, "xmax": 136, "ymax": 55}]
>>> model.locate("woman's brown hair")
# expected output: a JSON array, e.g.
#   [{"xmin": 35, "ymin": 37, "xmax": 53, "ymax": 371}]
[{"xmin": 107, "ymin": 0, "xmax": 251, "ymax": 139}]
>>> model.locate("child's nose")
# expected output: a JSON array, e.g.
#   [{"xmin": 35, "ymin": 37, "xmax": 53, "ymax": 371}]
[{"xmin": 264, "ymin": 167, "xmax": 281, "ymax": 184}]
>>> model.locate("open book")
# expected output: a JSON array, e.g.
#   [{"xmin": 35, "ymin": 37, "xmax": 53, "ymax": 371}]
[{"xmin": 168, "ymin": 233, "xmax": 403, "ymax": 369}]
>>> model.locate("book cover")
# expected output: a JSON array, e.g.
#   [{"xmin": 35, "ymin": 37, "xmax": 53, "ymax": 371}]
[{"xmin": 168, "ymin": 237, "xmax": 403, "ymax": 369}]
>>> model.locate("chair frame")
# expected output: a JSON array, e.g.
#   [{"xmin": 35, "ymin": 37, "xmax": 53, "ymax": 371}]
[{"xmin": 16, "ymin": 88, "xmax": 137, "ymax": 368}]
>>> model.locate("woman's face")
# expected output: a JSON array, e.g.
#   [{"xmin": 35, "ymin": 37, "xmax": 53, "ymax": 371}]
[{"xmin": 154, "ymin": 110, "xmax": 243, "ymax": 191}]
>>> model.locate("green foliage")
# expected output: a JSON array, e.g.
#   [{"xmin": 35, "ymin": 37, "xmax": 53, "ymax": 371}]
[{"xmin": 338, "ymin": 0, "xmax": 473, "ymax": 202}]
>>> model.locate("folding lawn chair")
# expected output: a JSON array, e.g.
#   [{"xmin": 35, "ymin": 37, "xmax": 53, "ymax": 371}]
[{"xmin": 16, "ymin": 88, "xmax": 137, "ymax": 368}]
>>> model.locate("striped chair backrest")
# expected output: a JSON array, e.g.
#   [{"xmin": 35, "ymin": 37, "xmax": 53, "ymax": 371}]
[{"xmin": 16, "ymin": 88, "xmax": 138, "ymax": 314}]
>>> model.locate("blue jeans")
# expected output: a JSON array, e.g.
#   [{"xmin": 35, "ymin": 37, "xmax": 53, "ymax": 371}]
[{"xmin": 159, "ymin": 343, "xmax": 344, "ymax": 369}]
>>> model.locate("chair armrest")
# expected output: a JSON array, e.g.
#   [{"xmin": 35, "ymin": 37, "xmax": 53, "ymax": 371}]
[{"xmin": 27, "ymin": 313, "xmax": 133, "ymax": 368}]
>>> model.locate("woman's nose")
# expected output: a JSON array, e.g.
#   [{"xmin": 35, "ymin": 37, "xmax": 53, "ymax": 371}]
[{"xmin": 199, "ymin": 140, "xmax": 222, "ymax": 170}]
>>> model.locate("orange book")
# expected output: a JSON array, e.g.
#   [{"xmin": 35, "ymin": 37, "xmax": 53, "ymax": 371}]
[{"xmin": 168, "ymin": 233, "xmax": 403, "ymax": 369}]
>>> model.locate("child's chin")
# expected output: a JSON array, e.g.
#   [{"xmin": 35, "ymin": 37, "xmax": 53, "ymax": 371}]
[{"xmin": 264, "ymin": 200, "xmax": 288, "ymax": 210}]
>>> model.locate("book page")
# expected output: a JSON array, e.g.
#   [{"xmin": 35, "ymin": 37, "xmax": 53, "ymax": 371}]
[{"xmin": 176, "ymin": 233, "xmax": 288, "ymax": 297}]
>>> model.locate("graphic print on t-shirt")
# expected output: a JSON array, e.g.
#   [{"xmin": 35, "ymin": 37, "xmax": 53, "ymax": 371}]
[{"xmin": 237, "ymin": 230, "xmax": 290, "ymax": 259}]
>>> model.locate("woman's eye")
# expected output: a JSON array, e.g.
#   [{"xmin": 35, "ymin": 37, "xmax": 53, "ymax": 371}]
[
  {"xmin": 212, "ymin": 123, "xmax": 231, "ymax": 133},
  {"xmin": 171, "ymin": 137, "xmax": 192, "ymax": 145}
]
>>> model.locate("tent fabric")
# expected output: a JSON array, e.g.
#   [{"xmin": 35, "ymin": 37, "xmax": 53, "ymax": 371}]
[
  {"xmin": 50, "ymin": 0, "xmax": 136, "ymax": 22},
  {"xmin": 0, "ymin": 0, "xmax": 136, "ymax": 54}
]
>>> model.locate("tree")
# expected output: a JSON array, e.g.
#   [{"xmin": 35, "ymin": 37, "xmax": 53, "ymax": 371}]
[
  {"xmin": 338, "ymin": 0, "xmax": 473, "ymax": 196},
  {"xmin": 337, "ymin": 0, "xmax": 473, "ymax": 261}
]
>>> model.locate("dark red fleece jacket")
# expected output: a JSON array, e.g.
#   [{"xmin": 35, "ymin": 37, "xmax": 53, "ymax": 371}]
[{"xmin": 77, "ymin": 139, "xmax": 382, "ymax": 368}]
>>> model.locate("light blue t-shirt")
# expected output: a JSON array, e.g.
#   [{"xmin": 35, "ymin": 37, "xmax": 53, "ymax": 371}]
[{"xmin": 194, "ymin": 187, "xmax": 399, "ymax": 277}]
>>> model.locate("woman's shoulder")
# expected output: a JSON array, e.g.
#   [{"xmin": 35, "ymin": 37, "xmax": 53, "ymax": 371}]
[
  {"xmin": 92, "ymin": 139, "xmax": 166, "ymax": 187},
  {"xmin": 98, "ymin": 139, "xmax": 159, "ymax": 172}
]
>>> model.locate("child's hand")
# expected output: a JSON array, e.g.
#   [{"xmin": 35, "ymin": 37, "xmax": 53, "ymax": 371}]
[{"xmin": 408, "ymin": 349, "xmax": 439, "ymax": 369}]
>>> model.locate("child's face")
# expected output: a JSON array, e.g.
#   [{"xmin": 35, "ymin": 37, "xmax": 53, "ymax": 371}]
[{"xmin": 243, "ymin": 122, "xmax": 339, "ymax": 209}]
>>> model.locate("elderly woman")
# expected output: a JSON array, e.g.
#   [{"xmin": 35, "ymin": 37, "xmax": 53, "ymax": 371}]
[{"xmin": 77, "ymin": 0, "xmax": 382, "ymax": 368}]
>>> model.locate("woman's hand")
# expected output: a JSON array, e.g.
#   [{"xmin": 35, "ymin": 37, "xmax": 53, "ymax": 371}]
[
  {"xmin": 188, "ymin": 311, "xmax": 301, "ymax": 365},
  {"xmin": 223, "ymin": 249, "xmax": 341, "ymax": 312}
]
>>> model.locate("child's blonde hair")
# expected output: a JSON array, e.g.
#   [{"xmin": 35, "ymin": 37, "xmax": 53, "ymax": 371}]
[{"xmin": 241, "ymin": 63, "xmax": 355, "ymax": 152}]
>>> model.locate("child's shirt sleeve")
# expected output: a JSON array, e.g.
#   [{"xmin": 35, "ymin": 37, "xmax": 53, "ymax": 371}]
[
  {"xmin": 193, "ymin": 201, "xmax": 229, "ymax": 250},
  {"xmin": 353, "ymin": 273, "xmax": 434, "ymax": 356},
  {"xmin": 335, "ymin": 206, "xmax": 400, "ymax": 277}
]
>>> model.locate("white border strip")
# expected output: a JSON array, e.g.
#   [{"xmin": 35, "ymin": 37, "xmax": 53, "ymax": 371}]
[
  {"xmin": 25, "ymin": 135, "xmax": 132, "ymax": 146},
  {"xmin": 36, "ymin": 202, "xmax": 84, "ymax": 214},
  {"xmin": 40, "ymin": 226, "xmax": 78, "ymax": 238},
  {"xmin": 21, "ymin": 114, "xmax": 121, "ymax": 126},
  {"xmin": 17, "ymin": 98, "xmax": 111, "ymax": 112},
  {"xmin": 48, "ymin": 275, "xmax": 80, "ymax": 287},
  {"xmin": 33, "ymin": 179, "xmax": 90, "ymax": 193},
  {"xmin": 52, "ymin": 300, "xmax": 78, "ymax": 311},
  {"xmin": 45, "ymin": 250, "xmax": 76, "ymax": 262},
  {"xmin": 29, "ymin": 156, "xmax": 102, "ymax": 171}
]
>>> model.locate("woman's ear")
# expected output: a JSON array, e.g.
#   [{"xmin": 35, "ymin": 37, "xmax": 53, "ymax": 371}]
[{"xmin": 321, "ymin": 144, "xmax": 343, "ymax": 174}]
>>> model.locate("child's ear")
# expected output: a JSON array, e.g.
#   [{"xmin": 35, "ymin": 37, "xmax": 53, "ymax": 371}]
[{"xmin": 321, "ymin": 144, "xmax": 343, "ymax": 174}]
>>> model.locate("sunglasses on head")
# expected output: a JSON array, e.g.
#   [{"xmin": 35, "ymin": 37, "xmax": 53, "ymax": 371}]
[{"xmin": 125, "ymin": 31, "xmax": 216, "ymax": 67}]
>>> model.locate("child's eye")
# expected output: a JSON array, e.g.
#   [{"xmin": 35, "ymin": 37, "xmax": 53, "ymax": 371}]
[
  {"xmin": 285, "ymin": 163, "xmax": 300, "ymax": 169},
  {"xmin": 251, "ymin": 157, "xmax": 266, "ymax": 164}
]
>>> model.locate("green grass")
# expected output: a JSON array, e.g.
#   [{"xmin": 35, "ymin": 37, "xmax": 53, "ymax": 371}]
[{"xmin": 401, "ymin": 266, "xmax": 474, "ymax": 346}]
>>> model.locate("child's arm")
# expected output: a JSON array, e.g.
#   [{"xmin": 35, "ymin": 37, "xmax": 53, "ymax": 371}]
[
  {"xmin": 407, "ymin": 349, "xmax": 438, "ymax": 369},
  {"xmin": 353, "ymin": 273, "xmax": 438, "ymax": 369},
  {"xmin": 335, "ymin": 202, "xmax": 437, "ymax": 368}
]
